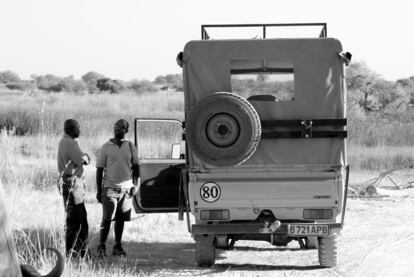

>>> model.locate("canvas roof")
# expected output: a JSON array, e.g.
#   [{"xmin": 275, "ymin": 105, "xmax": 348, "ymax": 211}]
[{"xmin": 182, "ymin": 38, "xmax": 346, "ymax": 172}]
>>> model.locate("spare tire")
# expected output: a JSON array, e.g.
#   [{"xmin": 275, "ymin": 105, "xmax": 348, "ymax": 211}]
[{"xmin": 186, "ymin": 92, "xmax": 261, "ymax": 167}]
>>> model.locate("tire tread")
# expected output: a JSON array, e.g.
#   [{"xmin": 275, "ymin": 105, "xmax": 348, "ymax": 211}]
[{"xmin": 318, "ymin": 234, "xmax": 338, "ymax": 268}]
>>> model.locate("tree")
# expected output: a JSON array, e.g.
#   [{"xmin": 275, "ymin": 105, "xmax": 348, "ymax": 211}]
[
  {"xmin": 165, "ymin": 74, "xmax": 183, "ymax": 90},
  {"xmin": 0, "ymin": 71, "xmax": 21, "ymax": 83},
  {"xmin": 81, "ymin": 71, "xmax": 106, "ymax": 93},
  {"xmin": 96, "ymin": 78, "xmax": 124, "ymax": 94},
  {"xmin": 59, "ymin": 76, "xmax": 87, "ymax": 93},
  {"xmin": 31, "ymin": 74, "xmax": 63, "ymax": 92},
  {"xmin": 396, "ymin": 76, "xmax": 414, "ymax": 105},
  {"xmin": 346, "ymin": 62, "xmax": 385, "ymax": 111},
  {"xmin": 154, "ymin": 75, "xmax": 167, "ymax": 84}
]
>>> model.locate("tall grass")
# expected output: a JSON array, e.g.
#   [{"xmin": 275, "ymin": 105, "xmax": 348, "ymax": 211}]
[
  {"xmin": 0, "ymin": 90, "xmax": 184, "ymax": 137},
  {"xmin": 0, "ymin": 90, "xmax": 185, "ymax": 189},
  {"xmin": 348, "ymin": 118, "xmax": 414, "ymax": 147},
  {"xmin": 348, "ymin": 145, "xmax": 414, "ymax": 171},
  {"xmin": 1, "ymin": 89, "xmax": 414, "ymax": 189}
]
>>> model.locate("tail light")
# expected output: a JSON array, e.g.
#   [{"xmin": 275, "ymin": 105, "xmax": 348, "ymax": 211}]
[
  {"xmin": 303, "ymin": 209, "xmax": 333, "ymax": 219},
  {"xmin": 200, "ymin": 209, "xmax": 230, "ymax": 220}
]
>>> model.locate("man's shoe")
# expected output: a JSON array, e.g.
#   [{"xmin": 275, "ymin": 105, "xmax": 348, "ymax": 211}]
[
  {"xmin": 97, "ymin": 244, "xmax": 106, "ymax": 258},
  {"xmin": 112, "ymin": 244, "xmax": 126, "ymax": 256}
]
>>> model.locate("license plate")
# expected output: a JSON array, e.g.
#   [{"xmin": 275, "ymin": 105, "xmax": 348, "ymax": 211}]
[{"xmin": 288, "ymin": 224, "xmax": 329, "ymax": 236}]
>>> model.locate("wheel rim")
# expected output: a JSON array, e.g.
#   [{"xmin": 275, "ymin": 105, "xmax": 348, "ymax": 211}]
[{"xmin": 205, "ymin": 113, "xmax": 240, "ymax": 147}]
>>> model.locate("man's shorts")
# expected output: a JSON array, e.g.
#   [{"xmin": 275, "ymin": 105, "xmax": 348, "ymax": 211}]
[
  {"xmin": 62, "ymin": 175, "xmax": 85, "ymax": 208},
  {"xmin": 101, "ymin": 187, "xmax": 132, "ymax": 222}
]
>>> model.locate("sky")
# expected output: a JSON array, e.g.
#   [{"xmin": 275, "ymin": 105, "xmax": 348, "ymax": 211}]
[{"xmin": 0, "ymin": 0, "xmax": 413, "ymax": 82}]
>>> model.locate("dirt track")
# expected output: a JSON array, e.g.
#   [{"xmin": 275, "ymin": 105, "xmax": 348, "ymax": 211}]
[
  {"xmin": 8, "ymin": 171, "xmax": 414, "ymax": 276},
  {"xmin": 93, "ymin": 171, "xmax": 414, "ymax": 277}
]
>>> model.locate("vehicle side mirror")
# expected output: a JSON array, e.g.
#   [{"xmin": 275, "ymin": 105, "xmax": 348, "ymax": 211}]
[{"xmin": 171, "ymin": 143, "xmax": 181, "ymax": 159}]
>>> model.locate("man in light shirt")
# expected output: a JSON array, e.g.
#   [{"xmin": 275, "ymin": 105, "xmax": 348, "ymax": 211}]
[
  {"xmin": 57, "ymin": 119, "xmax": 90, "ymax": 258},
  {"xmin": 96, "ymin": 119, "xmax": 139, "ymax": 257}
]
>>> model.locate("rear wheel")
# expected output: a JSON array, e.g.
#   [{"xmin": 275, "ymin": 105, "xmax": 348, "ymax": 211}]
[
  {"xmin": 318, "ymin": 234, "xmax": 338, "ymax": 267},
  {"xmin": 306, "ymin": 237, "xmax": 318, "ymax": 249},
  {"xmin": 195, "ymin": 235, "xmax": 216, "ymax": 267},
  {"xmin": 216, "ymin": 235, "xmax": 230, "ymax": 249}
]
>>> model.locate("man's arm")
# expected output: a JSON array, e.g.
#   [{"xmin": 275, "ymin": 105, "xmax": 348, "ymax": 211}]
[
  {"xmin": 132, "ymin": 164, "xmax": 140, "ymax": 182},
  {"xmin": 68, "ymin": 141, "xmax": 89, "ymax": 167},
  {"xmin": 129, "ymin": 142, "xmax": 140, "ymax": 196},
  {"xmin": 96, "ymin": 167, "xmax": 104, "ymax": 203},
  {"xmin": 95, "ymin": 145, "xmax": 106, "ymax": 203},
  {"xmin": 129, "ymin": 164, "xmax": 140, "ymax": 197}
]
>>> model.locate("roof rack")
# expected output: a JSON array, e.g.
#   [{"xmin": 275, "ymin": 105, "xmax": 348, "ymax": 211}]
[{"xmin": 201, "ymin": 23, "xmax": 327, "ymax": 40}]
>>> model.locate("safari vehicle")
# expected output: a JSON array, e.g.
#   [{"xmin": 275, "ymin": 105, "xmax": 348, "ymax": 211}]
[{"xmin": 133, "ymin": 23, "xmax": 350, "ymax": 268}]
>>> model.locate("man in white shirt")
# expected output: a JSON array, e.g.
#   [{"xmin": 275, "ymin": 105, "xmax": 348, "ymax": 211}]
[{"xmin": 96, "ymin": 119, "xmax": 139, "ymax": 257}]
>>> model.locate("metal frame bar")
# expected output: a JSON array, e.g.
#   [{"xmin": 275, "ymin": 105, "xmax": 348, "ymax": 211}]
[
  {"xmin": 341, "ymin": 165, "xmax": 350, "ymax": 230},
  {"xmin": 201, "ymin": 23, "xmax": 327, "ymax": 40},
  {"xmin": 231, "ymin": 68, "xmax": 294, "ymax": 74}
]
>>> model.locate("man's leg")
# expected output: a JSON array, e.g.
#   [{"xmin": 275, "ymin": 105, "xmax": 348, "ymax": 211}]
[
  {"xmin": 66, "ymin": 202, "xmax": 83, "ymax": 257},
  {"xmin": 114, "ymin": 220, "xmax": 124, "ymax": 246},
  {"xmin": 112, "ymin": 193, "xmax": 131, "ymax": 256},
  {"xmin": 98, "ymin": 195, "xmax": 116, "ymax": 257},
  {"xmin": 77, "ymin": 203, "xmax": 89, "ymax": 258},
  {"xmin": 63, "ymin": 177, "xmax": 78, "ymax": 256}
]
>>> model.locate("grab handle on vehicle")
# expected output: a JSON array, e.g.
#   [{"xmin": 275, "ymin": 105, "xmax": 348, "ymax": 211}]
[{"xmin": 341, "ymin": 165, "xmax": 350, "ymax": 230}]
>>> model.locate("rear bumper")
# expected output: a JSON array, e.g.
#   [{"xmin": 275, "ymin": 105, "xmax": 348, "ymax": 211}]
[{"xmin": 192, "ymin": 222, "xmax": 341, "ymax": 236}]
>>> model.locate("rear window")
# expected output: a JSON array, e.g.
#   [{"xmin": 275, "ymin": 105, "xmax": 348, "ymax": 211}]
[{"xmin": 231, "ymin": 59, "xmax": 295, "ymax": 101}]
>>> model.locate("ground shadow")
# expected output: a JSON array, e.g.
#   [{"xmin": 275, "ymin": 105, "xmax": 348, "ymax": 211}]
[
  {"xmin": 90, "ymin": 240, "xmax": 201, "ymax": 275},
  {"xmin": 230, "ymin": 245, "xmax": 305, "ymax": 252},
  {"xmin": 91, "ymin": 239, "xmax": 318, "ymax": 275},
  {"xmin": 211, "ymin": 263, "xmax": 321, "ymax": 272},
  {"xmin": 14, "ymin": 226, "xmax": 322, "ymax": 276}
]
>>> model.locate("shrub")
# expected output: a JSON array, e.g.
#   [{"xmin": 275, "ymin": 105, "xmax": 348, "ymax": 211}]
[
  {"xmin": 127, "ymin": 79, "xmax": 158, "ymax": 93},
  {"xmin": 96, "ymin": 78, "xmax": 124, "ymax": 94},
  {"xmin": 6, "ymin": 81, "xmax": 35, "ymax": 91},
  {"xmin": 0, "ymin": 70, "xmax": 21, "ymax": 83},
  {"xmin": 59, "ymin": 77, "xmax": 87, "ymax": 93},
  {"xmin": 82, "ymin": 71, "xmax": 106, "ymax": 93}
]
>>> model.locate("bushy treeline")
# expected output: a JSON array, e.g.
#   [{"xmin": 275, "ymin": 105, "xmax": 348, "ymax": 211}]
[
  {"xmin": 1, "ymin": 62, "xmax": 414, "ymax": 147},
  {"xmin": 0, "ymin": 70, "xmax": 183, "ymax": 94}
]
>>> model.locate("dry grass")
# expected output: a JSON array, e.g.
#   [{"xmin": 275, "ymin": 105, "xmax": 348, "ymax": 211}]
[
  {"xmin": 0, "ymin": 90, "xmax": 184, "ymax": 136},
  {"xmin": 2, "ymin": 89, "xmax": 414, "ymax": 276},
  {"xmin": 4, "ymin": 185, "xmax": 194, "ymax": 277},
  {"xmin": 348, "ymin": 145, "xmax": 414, "ymax": 171}
]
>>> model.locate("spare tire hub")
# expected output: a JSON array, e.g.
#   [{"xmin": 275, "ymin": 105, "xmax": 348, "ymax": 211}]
[{"xmin": 206, "ymin": 113, "xmax": 240, "ymax": 147}]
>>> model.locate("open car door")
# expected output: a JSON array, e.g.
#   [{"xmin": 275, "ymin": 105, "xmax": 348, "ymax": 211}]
[{"xmin": 133, "ymin": 118, "xmax": 185, "ymax": 213}]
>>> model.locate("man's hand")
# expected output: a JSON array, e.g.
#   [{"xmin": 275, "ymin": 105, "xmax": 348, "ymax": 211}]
[
  {"xmin": 96, "ymin": 167, "xmax": 104, "ymax": 203},
  {"xmin": 128, "ymin": 187, "xmax": 135, "ymax": 198},
  {"xmin": 96, "ymin": 192, "xmax": 102, "ymax": 204},
  {"xmin": 82, "ymin": 153, "xmax": 91, "ymax": 165}
]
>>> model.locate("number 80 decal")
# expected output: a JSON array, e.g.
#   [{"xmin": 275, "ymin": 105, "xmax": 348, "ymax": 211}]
[{"xmin": 200, "ymin": 182, "xmax": 221, "ymax": 203}]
